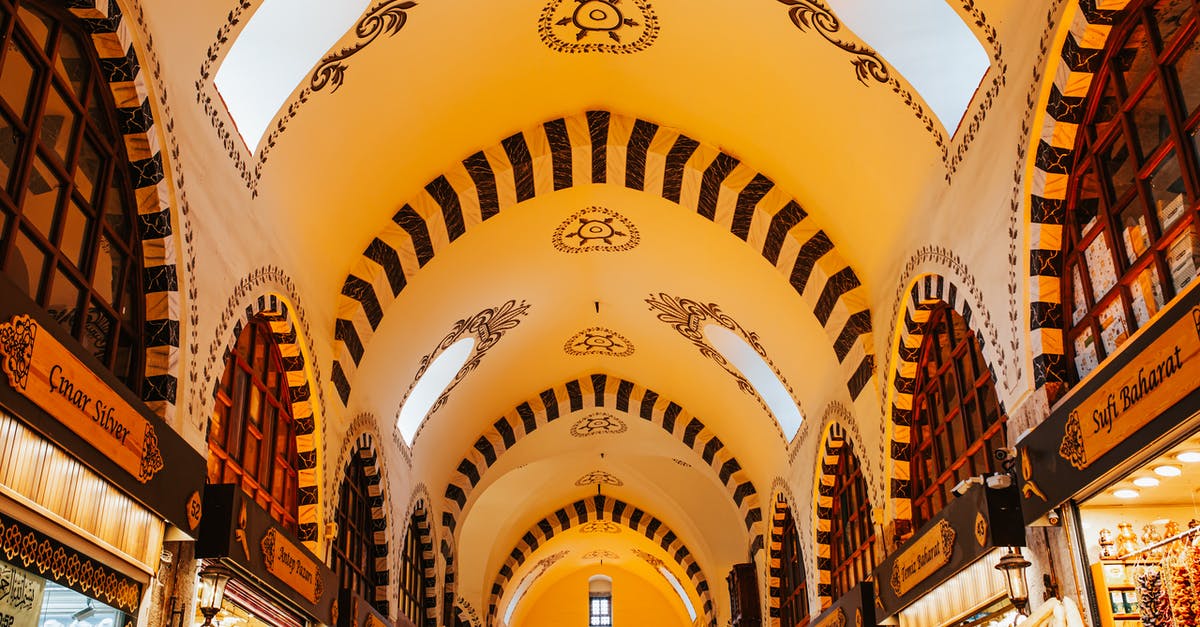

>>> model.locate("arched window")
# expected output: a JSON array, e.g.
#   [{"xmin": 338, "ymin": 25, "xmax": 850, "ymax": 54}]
[
  {"xmin": 906, "ymin": 305, "xmax": 1006, "ymax": 535},
  {"xmin": 0, "ymin": 0, "xmax": 146, "ymax": 392},
  {"xmin": 399, "ymin": 516, "xmax": 428, "ymax": 625},
  {"xmin": 589, "ymin": 575, "xmax": 613, "ymax": 627},
  {"xmin": 829, "ymin": 442, "xmax": 876, "ymax": 600},
  {"xmin": 331, "ymin": 454, "xmax": 384, "ymax": 613},
  {"xmin": 207, "ymin": 318, "xmax": 300, "ymax": 532},
  {"xmin": 777, "ymin": 502, "xmax": 809, "ymax": 627},
  {"xmin": 1063, "ymin": 0, "xmax": 1200, "ymax": 382}
]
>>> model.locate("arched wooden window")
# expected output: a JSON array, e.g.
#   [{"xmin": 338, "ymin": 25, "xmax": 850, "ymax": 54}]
[
  {"xmin": 399, "ymin": 516, "xmax": 428, "ymax": 625},
  {"xmin": 1064, "ymin": 0, "xmax": 1200, "ymax": 382},
  {"xmin": 906, "ymin": 304, "xmax": 1006, "ymax": 534},
  {"xmin": 829, "ymin": 444, "xmax": 876, "ymax": 600},
  {"xmin": 0, "ymin": 0, "xmax": 145, "ymax": 392},
  {"xmin": 777, "ymin": 503, "xmax": 809, "ymax": 627},
  {"xmin": 207, "ymin": 318, "xmax": 300, "ymax": 532},
  {"xmin": 331, "ymin": 454, "xmax": 383, "ymax": 613}
]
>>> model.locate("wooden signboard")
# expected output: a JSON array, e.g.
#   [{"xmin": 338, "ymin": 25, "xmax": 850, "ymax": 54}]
[
  {"xmin": 1017, "ymin": 280, "xmax": 1200, "ymax": 525},
  {"xmin": 889, "ymin": 520, "xmax": 956, "ymax": 598},
  {"xmin": 811, "ymin": 581, "xmax": 877, "ymax": 627},
  {"xmin": 261, "ymin": 528, "xmax": 324, "ymax": 605},
  {"xmin": 0, "ymin": 315, "xmax": 162, "ymax": 482}
]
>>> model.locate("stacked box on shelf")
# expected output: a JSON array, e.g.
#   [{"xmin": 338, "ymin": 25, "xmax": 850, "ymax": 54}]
[{"xmin": 1167, "ymin": 225, "xmax": 1200, "ymax": 292}]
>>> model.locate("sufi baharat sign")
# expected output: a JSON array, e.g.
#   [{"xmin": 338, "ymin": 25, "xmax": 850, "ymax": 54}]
[{"xmin": 0, "ymin": 315, "xmax": 162, "ymax": 482}]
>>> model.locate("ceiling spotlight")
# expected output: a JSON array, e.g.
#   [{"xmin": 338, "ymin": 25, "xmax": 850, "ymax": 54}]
[
  {"xmin": 1153, "ymin": 465, "xmax": 1182, "ymax": 477},
  {"xmin": 1113, "ymin": 488, "xmax": 1140, "ymax": 499},
  {"xmin": 1133, "ymin": 476, "xmax": 1160, "ymax": 488},
  {"xmin": 1176, "ymin": 451, "xmax": 1200, "ymax": 463}
]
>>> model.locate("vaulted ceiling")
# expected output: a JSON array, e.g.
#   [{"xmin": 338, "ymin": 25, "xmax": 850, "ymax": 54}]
[{"xmin": 139, "ymin": 0, "xmax": 1064, "ymax": 622}]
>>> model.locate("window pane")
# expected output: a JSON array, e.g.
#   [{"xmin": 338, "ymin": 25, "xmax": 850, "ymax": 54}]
[
  {"xmin": 15, "ymin": 5, "xmax": 53, "ymax": 53},
  {"xmin": 60, "ymin": 199, "xmax": 89, "ymax": 267},
  {"xmin": 1149, "ymin": 149, "xmax": 1186, "ymax": 230},
  {"xmin": 1102, "ymin": 133, "xmax": 1138, "ymax": 202},
  {"xmin": 1, "ymin": 40, "xmax": 38, "ymax": 120},
  {"xmin": 1118, "ymin": 24, "xmax": 1155, "ymax": 94},
  {"xmin": 0, "ymin": 112, "xmax": 20, "ymax": 193},
  {"xmin": 1131, "ymin": 80, "xmax": 1170, "ymax": 159},
  {"xmin": 82, "ymin": 299, "xmax": 114, "ymax": 363},
  {"xmin": 42, "ymin": 96, "xmax": 77, "ymax": 169},
  {"xmin": 8, "ymin": 227, "xmax": 46, "ymax": 297},
  {"xmin": 1175, "ymin": 36, "xmax": 1200, "ymax": 116},
  {"xmin": 24, "ymin": 154, "xmax": 61, "ymax": 235},
  {"xmin": 74, "ymin": 134, "xmax": 101, "ymax": 203},
  {"xmin": 47, "ymin": 266, "xmax": 81, "ymax": 330},
  {"xmin": 1119, "ymin": 201, "xmax": 1152, "ymax": 263},
  {"xmin": 54, "ymin": 31, "xmax": 89, "ymax": 98},
  {"xmin": 93, "ymin": 232, "xmax": 123, "ymax": 303},
  {"xmin": 1153, "ymin": 0, "xmax": 1192, "ymax": 46}
]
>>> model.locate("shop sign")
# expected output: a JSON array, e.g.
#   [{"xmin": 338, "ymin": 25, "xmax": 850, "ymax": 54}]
[
  {"xmin": 0, "ymin": 511, "xmax": 141, "ymax": 615},
  {"xmin": 889, "ymin": 520, "xmax": 956, "ymax": 597},
  {"xmin": 1058, "ymin": 306, "xmax": 1200, "ymax": 470},
  {"xmin": 0, "ymin": 562, "xmax": 45, "ymax": 627},
  {"xmin": 261, "ymin": 528, "xmax": 325, "ymax": 605},
  {"xmin": 0, "ymin": 315, "xmax": 162, "ymax": 483},
  {"xmin": 812, "ymin": 581, "xmax": 877, "ymax": 627},
  {"xmin": 813, "ymin": 608, "xmax": 846, "ymax": 627}
]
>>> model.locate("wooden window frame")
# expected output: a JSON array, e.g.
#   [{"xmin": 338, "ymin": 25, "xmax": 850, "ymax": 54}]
[
  {"xmin": 0, "ymin": 0, "xmax": 146, "ymax": 392},
  {"xmin": 828, "ymin": 444, "xmax": 876, "ymax": 600},
  {"xmin": 1064, "ymin": 0, "xmax": 1200, "ymax": 383},
  {"xmin": 589, "ymin": 594, "xmax": 613, "ymax": 627},
  {"xmin": 331, "ymin": 454, "xmax": 382, "ymax": 612},
  {"xmin": 399, "ymin": 517, "xmax": 428, "ymax": 625},
  {"xmin": 907, "ymin": 305, "xmax": 1007, "ymax": 534},
  {"xmin": 207, "ymin": 318, "xmax": 300, "ymax": 532},
  {"xmin": 778, "ymin": 504, "xmax": 810, "ymax": 627}
]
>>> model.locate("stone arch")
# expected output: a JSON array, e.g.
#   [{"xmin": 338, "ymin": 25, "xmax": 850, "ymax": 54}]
[
  {"xmin": 441, "ymin": 373, "xmax": 762, "ymax": 546},
  {"xmin": 487, "ymin": 495, "xmax": 715, "ymax": 627},
  {"xmin": 332, "ymin": 110, "xmax": 874, "ymax": 404},
  {"xmin": 885, "ymin": 273, "xmax": 1008, "ymax": 542},
  {"xmin": 402, "ymin": 495, "xmax": 438, "ymax": 627},
  {"xmin": 811, "ymin": 419, "xmax": 880, "ymax": 609},
  {"xmin": 1028, "ymin": 0, "xmax": 1134, "ymax": 392},
  {"xmin": 767, "ymin": 490, "xmax": 814, "ymax": 627},
  {"xmin": 330, "ymin": 426, "xmax": 393, "ymax": 614},
  {"xmin": 67, "ymin": 1, "xmax": 183, "ymax": 418},
  {"xmin": 213, "ymin": 292, "xmax": 322, "ymax": 549}
]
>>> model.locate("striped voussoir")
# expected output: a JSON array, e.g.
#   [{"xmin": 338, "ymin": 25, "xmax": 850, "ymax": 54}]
[
  {"xmin": 813, "ymin": 423, "xmax": 848, "ymax": 610},
  {"xmin": 406, "ymin": 503, "xmax": 438, "ymax": 627},
  {"xmin": 887, "ymin": 274, "xmax": 1005, "ymax": 543},
  {"xmin": 337, "ymin": 432, "xmax": 392, "ymax": 615},
  {"xmin": 69, "ymin": 0, "xmax": 181, "ymax": 419},
  {"xmin": 1028, "ymin": 0, "xmax": 1132, "ymax": 390},
  {"xmin": 440, "ymin": 538, "xmax": 456, "ymax": 627},
  {"xmin": 223, "ymin": 295, "xmax": 321, "ymax": 549},
  {"xmin": 487, "ymin": 495, "xmax": 716, "ymax": 627},
  {"xmin": 333, "ymin": 110, "xmax": 874, "ymax": 405},
  {"xmin": 441, "ymin": 373, "xmax": 763, "ymax": 546},
  {"xmin": 767, "ymin": 493, "xmax": 793, "ymax": 625}
]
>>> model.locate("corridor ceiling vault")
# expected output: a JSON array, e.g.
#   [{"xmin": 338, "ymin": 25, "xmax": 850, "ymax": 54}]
[{"xmin": 117, "ymin": 0, "xmax": 1085, "ymax": 622}]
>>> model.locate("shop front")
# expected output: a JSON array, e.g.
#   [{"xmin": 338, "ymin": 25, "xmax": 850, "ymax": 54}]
[
  {"xmin": 196, "ymin": 485, "xmax": 341, "ymax": 627},
  {"xmin": 1018, "ymin": 281, "xmax": 1200, "ymax": 627},
  {"xmin": 872, "ymin": 483, "xmax": 1025, "ymax": 627},
  {"xmin": 0, "ymin": 280, "xmax": 207, "ymax": 627}
]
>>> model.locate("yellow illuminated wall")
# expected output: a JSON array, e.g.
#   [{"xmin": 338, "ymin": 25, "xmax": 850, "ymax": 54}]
[{"xmin": 514, "ymin": 566, "xmax": 692, "ymax": 626}]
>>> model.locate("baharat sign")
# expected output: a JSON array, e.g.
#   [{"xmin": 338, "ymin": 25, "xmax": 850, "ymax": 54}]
[
  {"xmin": 889, "ymin": 520, "xmax": 956, "ymax": 598},
  {"xmin": 0, "ymin": 315, "xmax": 162, "ymax": 483}
]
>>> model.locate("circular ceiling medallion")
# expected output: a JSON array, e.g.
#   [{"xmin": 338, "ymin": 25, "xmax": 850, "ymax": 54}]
[
  {"xmin": 575, "ymin": 470, "xmax": 624, "ymax": 487},
  {"xmin": 580, "ymin": 520, "xmax": 621, "ymax": 534},
  {"xmin": 570, "ymin": 411, "xmax": 628, "ymax": 437},
  {"xmin": 564, "ymin": 327, "xmax": 634, "ymax": 357},
  {"xmin": 538, "ymin": 0, "xmax": 659, "ymax": 54},
  {"xmin": 583, "ymin": 550, "xmax": 620, "ymax": 561},
  {"xmin": 552, "ymin": 207, "xmax": 640, "ymax": 254}
]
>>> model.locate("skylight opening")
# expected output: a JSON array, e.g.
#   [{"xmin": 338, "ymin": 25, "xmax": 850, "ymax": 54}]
[
  {"xmin": 658, "ymin": 566, "xmax": 697, "ymax": 622},
  {"xmin": 826, "ymin": 0, "xmax": 989, "ymax": 132},
  {"xmin": 396, "ymin": 337, "xmax": 475, "ymax": 445},
  {"xmin": 704, "ymin": 324, "xmax": 803, "ymax": 440},
  {"xmin": 504, "ymin": 571, "xmax": 536, "ymax": 625},
  {"xmin": 214, "ymin": 0, "xmax": 372, "ymax": 150}
]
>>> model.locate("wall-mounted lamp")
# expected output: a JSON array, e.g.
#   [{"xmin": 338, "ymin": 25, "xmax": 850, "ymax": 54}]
[
  {"xmin": 197, "ymin": 564, "xmax": 234, "ymax": 627},
  {"xmin": 995, "ymin": 547, "xmax": 1032, "ymax": 616}
]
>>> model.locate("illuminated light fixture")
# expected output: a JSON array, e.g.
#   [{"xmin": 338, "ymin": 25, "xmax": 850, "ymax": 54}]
[
  {"xmin": 994, "ymin": 547, "xmax": 1032, "ymax": 616},
  {"xmin": 1132, "ymin": 476, "xmax": 1160, "ymax": 488},
  {"xmin": 396, "ymin": 337, "xmax": 475, "ymax": 444},
  {"xmin": 214, "ymin": 0, "xmax": 372, "ymax": 150},
  {"xmin": 1113, "ymin": 488, "xmax": 1140, "ymax": 499},
  {"xmin": 197, "ymin": 564, "xmax": 234, "ymax": 627},
  {"xmin": 1176, "ymin": 451, "xmax": 1200, "ymax": 463},
  {"xmin": 1153, "ymin": 465, "xmax": 1183, "ymax": 477},
  {"xmin": 704, "ymin": 324, "xmax": 803, "ymax": 440}
]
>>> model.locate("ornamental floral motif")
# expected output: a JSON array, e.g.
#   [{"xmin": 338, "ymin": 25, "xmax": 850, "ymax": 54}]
[
  {"xmin": 631, "ymin": 548, "xmax": 665, "ymax": 568},
  {"xmin": 552, "ymin": 207, "xmax": 640, "ymax": 253},
  {"xmin": 575, "ymin": 470, "xmax": 623, "ymax": 487},
  {"xmin": 538, "ymin": 0, "xmax": 660, "ymax": 54},
  {"xmin": 564, "ymin": 327, "xmax": 635, "ymax": 357},
  {"xmin": 583, "ymin": 550, "xmax": 619, "ymax": 561},
  {"xmin": 580, "ymin": 520, "xmax": 621, "ymax": 534},
  {"xmin": 569, "ymin": 411, "xmax": 627, "ymax": 437},
  {"xmin": 1059, "ymin": 410, "xmax": 1087, "ymax": 470},
  {"xmin": 0, "ymin": 315, "xmax": 37, "ymax": 390}
]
